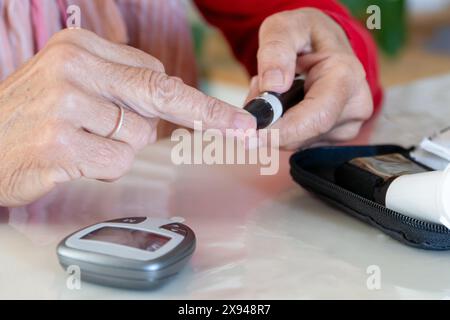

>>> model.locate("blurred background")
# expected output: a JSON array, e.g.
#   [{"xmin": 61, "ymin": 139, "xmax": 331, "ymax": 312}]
[{"xmin": 188, "ymin": 0, "xmax": 450, "ymax": 102}]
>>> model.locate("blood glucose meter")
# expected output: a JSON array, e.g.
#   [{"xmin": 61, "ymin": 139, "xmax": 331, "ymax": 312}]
[{"xmin": 57, "ymin": 217, "xmax": 196, "ymax": 289}]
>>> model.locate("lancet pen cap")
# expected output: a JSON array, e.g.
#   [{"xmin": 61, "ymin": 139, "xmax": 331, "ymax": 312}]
[{"xmin": 244, "ymin": 75, "xmax": 305, "ymax": 129}]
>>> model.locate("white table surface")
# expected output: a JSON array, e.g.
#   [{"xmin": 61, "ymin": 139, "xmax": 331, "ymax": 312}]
[{"xmin": 2, "ymin": 75, "xmax": 450, "ymax": 300}]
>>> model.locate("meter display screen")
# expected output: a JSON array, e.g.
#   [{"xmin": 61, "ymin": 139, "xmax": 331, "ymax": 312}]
[{"xmin": 82, "ymin": 227, "xmax": 170, "ymax": 252}]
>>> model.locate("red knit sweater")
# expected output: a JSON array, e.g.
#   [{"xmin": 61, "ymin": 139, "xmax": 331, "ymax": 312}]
[{"xmin": 195, "ymin": 0, "xmax": 383, "ymax": 109}]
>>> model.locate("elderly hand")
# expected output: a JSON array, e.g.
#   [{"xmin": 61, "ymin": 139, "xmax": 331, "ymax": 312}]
[
  {"xmin": 247, "ymin": 8, "xmax": 374, "ymax": 149},
  {"xmin": 0, "ymin": 29, "xmax": 255, "ymax": 207}
]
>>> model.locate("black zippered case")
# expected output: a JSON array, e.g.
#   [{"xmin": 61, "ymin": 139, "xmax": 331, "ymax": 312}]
[{"xmin": 289, "ymin": 145, "xmax": 450, "ymax": 250}]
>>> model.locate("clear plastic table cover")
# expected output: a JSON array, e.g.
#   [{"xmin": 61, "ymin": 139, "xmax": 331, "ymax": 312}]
[{"xmin": 2, "ymin": 75, "xmax": 450, "ymax": 299}]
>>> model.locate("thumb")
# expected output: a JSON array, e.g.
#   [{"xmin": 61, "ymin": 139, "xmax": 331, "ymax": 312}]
[{"xmin": 257, "ymin": 11, "xmax": 311, "ymax": 93}]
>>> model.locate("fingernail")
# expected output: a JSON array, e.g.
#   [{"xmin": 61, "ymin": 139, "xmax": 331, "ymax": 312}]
[
  {"xmin": 233, "ymin": 112, "xmax": 256, "ymax": 130},
  {"xmin": 262, "ymin": 69, "xmax": 284, "ymax": 89}
]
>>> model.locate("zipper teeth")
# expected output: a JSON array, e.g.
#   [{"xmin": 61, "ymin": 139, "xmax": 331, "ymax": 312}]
[{"xmin": 292, "ymin": 168, "xmax": 450, "ymax": 234}]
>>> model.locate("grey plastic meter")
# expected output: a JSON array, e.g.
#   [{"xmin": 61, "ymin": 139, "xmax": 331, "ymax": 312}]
[{"xmin": 57, "ymin": 217, "xmax": 196, "ymax": 289}]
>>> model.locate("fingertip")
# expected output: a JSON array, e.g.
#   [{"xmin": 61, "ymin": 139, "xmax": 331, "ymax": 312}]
[
  {"xmin": 259, "ymin": 68, "xmax": 294, "ymax": 93},
  {"xmin": 232, "ymin": 110, "xmax": 257, "ymax": 130}
]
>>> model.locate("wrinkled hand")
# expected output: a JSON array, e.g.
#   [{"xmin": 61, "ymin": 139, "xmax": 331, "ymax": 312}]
[
  {"xmin": 247, "ymin": 8, "xmax": 373, "ymax": 149},
  {"xmin": 0, "ymin": 29, "xmax": 255, "ymax": 207}
]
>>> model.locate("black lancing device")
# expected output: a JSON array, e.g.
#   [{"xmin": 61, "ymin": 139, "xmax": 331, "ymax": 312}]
[{"xmin": 244, "ymin": 74, "xmax": 306, "ymax": 129}]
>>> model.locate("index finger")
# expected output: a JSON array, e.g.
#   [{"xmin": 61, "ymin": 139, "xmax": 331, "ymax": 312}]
[
  {"xmin": 84, "ymin": 62, "xmax": 256, "ymax": 132},
  {"xmin": 147, "ymin": 73, "xmax": 256, "ymax": 131}
]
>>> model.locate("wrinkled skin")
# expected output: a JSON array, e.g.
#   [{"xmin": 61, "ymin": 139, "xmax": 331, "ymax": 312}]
[
  {"xmin": 0, "ymin": 8, "xmax": 375, "ymax": 207},
  {"xmin": 248, "ymin": 8, "xmax": 374, "ymax": 149},
  {"xmin": 0, "ymin": 29, "xmax": 255, "ymax": 207}
]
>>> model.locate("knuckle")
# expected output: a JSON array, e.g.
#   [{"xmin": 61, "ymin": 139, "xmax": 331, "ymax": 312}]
[
  {"xmin": 48, "ymin": 28, "xmax": 90, "ymax": 45},
  {"xmin": 309, "ymin": 108, "xmax": 336, "ymax": 136},
  {"xmin": 148, "ymin": 73, "xmax": 184, "ymax": 112},
  {"xmin": 90, "ymin": 146, "xmax": 114, "ymax": 169},
  {"xmin": 91, "ymin": 144, "xmax": 134, "ymax": 177},
  {"xmin": 37, "ymin": 120, "xmax": 72, "ymax": 153},
  {"xmin": 293, "ymin": 123, "xmax": 305, "ymax": 144},
  {"xmin": 43, "ymin": 42, "xmax": 87, "ymax": 77},
  {"xmin": 261, "ymin": 11, "xmax": 290, "ymax": 32},
  {"xmin": 50, "ymin": 85, "xmax": 83, "ymax": 120},
  {"xmin": 55, "ymin": 83, "xmax": 77, "ymax": 105},
  {"xmin": 257, "ymin": 40, "xmax": 293, "ymax": 63},
  {"xmin": 47, "ymin": 29, "xmax": 73, "ymax": 45},
  {"xmin": 202, "ymin": 98, "xmax": 227, "ymax": 125},
  {"xmin": 151, "ymin": 59, "xmax": 165, "ymax": 73},
  {"xmin": 332, "ymin": 54, "xmax": 366, "ymax": 79},
  {"xmin": 331, "ymin": 58, "xmax": 353, "ymax": 79}
]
